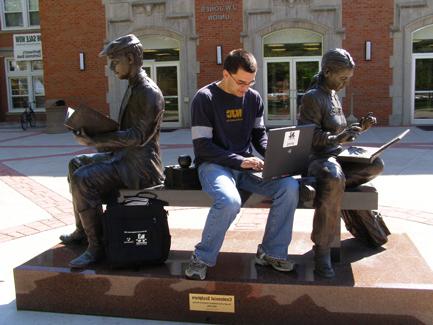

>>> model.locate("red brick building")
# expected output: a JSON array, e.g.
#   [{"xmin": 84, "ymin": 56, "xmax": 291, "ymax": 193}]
[{"xmin": 1, "ymin": 0, "xmax": 432, "ymax": 128}]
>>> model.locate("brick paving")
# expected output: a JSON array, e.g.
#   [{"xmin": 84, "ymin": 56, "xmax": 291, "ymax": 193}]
[
  {"xmin": 0, "ymin": 130, "xmax": 44, "ymax": 143},
  {"xmin": 381, "ymin": 206, "xmax": 433, "ymax": 226},
  {"xmin": 0, "ymin": 161, "xmax": 74, "ymax": 240}
]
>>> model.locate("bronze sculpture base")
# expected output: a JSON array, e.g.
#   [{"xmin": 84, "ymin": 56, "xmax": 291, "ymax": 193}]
[{"xmin": 14, "ymin": 231, "xmax": 433, "ymax": 324}]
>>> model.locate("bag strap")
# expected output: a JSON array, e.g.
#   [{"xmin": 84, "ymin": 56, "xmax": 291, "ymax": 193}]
[
  {"xmin": 132, "ymin": 190, "xmax": 158, "ymax": 199},
  {"xmin": 123, "ymin": 191, "xmax": 169, "ymax": 206},
  {"xmin": 122, "ymin": 187, "xmax": 160, "ymax": 200}
]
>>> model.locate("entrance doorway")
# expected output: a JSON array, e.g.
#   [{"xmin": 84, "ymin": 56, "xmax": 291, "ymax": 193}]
[
  {"xmin": 263, "ymin": 28, "xmax": 322, "ymax": 126},
  {"xmin": 264, "ymin": 58, "xmax": 319, "ymax": 125},
  {"xmin": 140, "ymin": 36, "xmax": 181, "ymax": 127},
  {"xmin": 412, "ymin": 25, "xmax": 433, "ymax": 124},
  {"xmin": 143, "ymin": 62, "xmax": 180, "ymax": 125}
]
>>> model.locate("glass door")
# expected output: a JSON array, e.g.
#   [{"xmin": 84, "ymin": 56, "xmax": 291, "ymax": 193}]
[
  {"xmin": 143, "ymin": 62, "xmax": 181, "ymax": 127},
  {"xmin": 264, "ymin": 58, "xmax": 319, "ymax": 125},
  {"xmin": 412, "ymin": 55, "xmax": 433, "ymax": 123},
  {"xmin": 6, "ymin": 58, "xmax": 45, "ymax": 112},
  {"xmin": 266, "ymin": 61, "xmax": 291, "ymax": 123},
  {"xmin": 295, "ymin": 59, "xmax": 320, "ymax": 118}
]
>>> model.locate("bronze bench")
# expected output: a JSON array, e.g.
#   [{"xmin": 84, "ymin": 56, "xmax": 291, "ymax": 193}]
[
  {"xmin": 117, "ymin": 183, "xmax": 378, "ymax": 262},
  {"xmin": 118, "ymin": 184, "xmax": 378, "ymax": 209}
]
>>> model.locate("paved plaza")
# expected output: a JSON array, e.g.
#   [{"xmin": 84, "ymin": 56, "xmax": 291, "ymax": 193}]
[{"xmin": 0, "ymin": 123, "xmax": 432, "ymax": 324}]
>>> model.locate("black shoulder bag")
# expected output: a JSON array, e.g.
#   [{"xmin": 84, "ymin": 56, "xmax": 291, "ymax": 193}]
[{"xmin": 103, "ymin": 191, "xmax": 171, "ymax": 267}]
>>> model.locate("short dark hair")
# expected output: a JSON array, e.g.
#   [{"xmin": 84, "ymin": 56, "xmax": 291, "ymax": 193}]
[
  {"xmin": 116, "ymin": 43, "xmax": 144, "ymax": 67},
  {"xmin": 223, "ymin": 49, "xmax": 257, "ymax": 74},
  {"xmin": 308, "ymin": 48, "xmax": 355, "ymax": 90},
  {"xmin": 321, "ymin": 48, "xmax": 355, "ymax": 74}
]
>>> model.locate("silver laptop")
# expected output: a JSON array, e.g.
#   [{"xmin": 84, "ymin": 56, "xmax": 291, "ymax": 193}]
[
  {"xmin": 338, "ymin": 129, "xmax": 410, "ymax": 164},
  {"xmin": 251, "ymin": 124, "xmax": 314, "ymax": 181}
]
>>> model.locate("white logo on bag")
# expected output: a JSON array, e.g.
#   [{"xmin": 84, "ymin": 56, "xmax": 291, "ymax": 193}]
[
  {"xmin": 124, "ymin": 237, "xmax": 133, "ymax": 244},
  {"xmin": 123, "ymin": 230, "xmax": 148, "ymax": 245},
  {"xmin": 136, "ymin": 233, "xmax": 148, "ymax": 246}
]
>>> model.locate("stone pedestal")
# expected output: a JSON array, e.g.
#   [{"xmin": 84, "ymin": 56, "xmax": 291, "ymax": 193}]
[{"xmin": 14, "ymin": 231, "xmax": 433, "ymax": 324}]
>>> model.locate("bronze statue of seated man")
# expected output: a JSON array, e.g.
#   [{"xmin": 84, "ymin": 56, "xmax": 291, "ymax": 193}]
[{"xmin": 60, "ymin": 34, "xmax": 165, "ymax": 269}]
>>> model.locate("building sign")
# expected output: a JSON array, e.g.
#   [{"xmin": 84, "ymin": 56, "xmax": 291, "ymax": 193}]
[
  {"xmin": 13, "ymin": 33, "xmax": 42, "ymax": 61},
  {"xmin": 200, "ymin": 2, "xmax": 237, "ymax": 21}
]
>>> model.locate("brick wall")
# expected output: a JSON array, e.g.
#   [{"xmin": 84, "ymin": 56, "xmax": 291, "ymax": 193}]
[
  {"xmin": 195, "ymin": 0, "xmax": 243, "ymax": 88},
  {"xmin": 0, "ymin": 32, "xmax": 13, "ymax": 46},
  {"xmin": 39, "ymin": 0, "xmax": 107, "ymax": 113},
  {"xmin": 342, "ymin": 0, "xmax": 394, "ymax": 125}
]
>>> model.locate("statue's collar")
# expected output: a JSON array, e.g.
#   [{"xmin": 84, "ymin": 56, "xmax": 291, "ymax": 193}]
[
  {"xmin": 318, "ymin": 83, "xmax": 333, "ymax": 95},
  {"xmin": 128, "ymin": 69, "xmax": 146, "ymax": 87}
]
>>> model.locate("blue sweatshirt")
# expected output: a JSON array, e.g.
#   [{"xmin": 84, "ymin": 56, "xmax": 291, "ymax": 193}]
[{"xmin": 191, "ymin": 82, "xmax": 267, "ymax": 170}]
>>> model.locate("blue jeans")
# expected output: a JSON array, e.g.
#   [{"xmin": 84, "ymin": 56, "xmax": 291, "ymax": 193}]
[{"xmin": 194, "ymin": 162, "xmax": 299, "ymax": 266}]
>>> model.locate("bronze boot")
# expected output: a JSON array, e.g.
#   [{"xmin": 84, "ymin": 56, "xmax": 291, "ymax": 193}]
[
  {"xmin": 313, "ymin": 245, "xmax": 336, "ymax": 278},
  {"xmin": 59, "ymin": 204, "xmax": 87, "ymax": 245},
  {"xmin": 59, "ymin": 228, "xmax": 86, "ymax": 245},
  {"xmin": 69, "ymin": 208, "xmax": 104, "ymax": 269}
]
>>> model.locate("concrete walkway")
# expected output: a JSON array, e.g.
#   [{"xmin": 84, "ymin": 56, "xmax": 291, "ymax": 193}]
[{"xmin": 0, "ymin": 123, "xmax": 432, "ymax": 324}]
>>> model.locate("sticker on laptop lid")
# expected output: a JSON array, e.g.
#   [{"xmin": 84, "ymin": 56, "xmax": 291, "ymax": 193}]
[{"xmin": 283, "ymin": 130, "xmax": 300, "ymax": 148}]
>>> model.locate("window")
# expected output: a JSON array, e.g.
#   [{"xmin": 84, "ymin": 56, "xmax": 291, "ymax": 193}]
[
  {"xmin": 6, "ymin": 58, "xmax": 44, "ymax": 111},
  {"xmin": 142, "ymin": 36, "xmax": 180, "ymax": 62},
  {"xmin": 1, "ymin": 0, "xmax": 39, "ymax": 29},
  {"xmin": 264, "ymin": 29, "xmax": 322, "ymax": 57},
  {"xmin": 28, "ymin": 0, "xmax": 38, "ymax": 26},
  {"xmin": 412, "ymin": 25, "xmax": 433, "ymax": 123},
  {"xmin": 413, "ymin": 24, "xmax": 433, "ymax": 53}
]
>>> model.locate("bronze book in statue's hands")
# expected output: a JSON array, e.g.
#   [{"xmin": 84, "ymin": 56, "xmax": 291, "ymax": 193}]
[{"xmin": 64, "ymin": 106, "xmax": 119, "ymax": 137}]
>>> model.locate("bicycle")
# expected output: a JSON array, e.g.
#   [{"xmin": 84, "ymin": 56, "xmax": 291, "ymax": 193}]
[{"xmin": 20, "ymin": 103, "xmax": 36, "ymax": 130}]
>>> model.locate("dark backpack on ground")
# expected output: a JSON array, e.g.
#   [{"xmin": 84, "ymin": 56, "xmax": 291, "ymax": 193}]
[
  {"xmin": 341, "ymin": 209, "xmax": 391, "ymax": 247},
  {"xmin": 102, "ymin": 192, "xmax": 171, "ymax": 267}
]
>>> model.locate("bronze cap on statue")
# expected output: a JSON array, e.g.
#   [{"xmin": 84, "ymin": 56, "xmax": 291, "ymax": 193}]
[{"xmin": 99, "ymin": 34, "xmax": 141, "ymax": 57}]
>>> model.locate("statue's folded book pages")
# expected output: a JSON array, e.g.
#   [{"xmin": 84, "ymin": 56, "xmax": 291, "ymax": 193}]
[{"xmin": 64, "ymin": 106, "xmax": 119, "ymax": 137}]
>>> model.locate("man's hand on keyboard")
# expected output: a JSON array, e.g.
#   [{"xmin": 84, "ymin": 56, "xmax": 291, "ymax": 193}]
[{"xmin": 241, "ymin": 157, "xmax": 264, "ymax": 171}]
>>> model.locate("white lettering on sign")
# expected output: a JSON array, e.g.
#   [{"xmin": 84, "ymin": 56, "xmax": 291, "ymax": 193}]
[
  {"xmin": 15, "ymin": 34, "xmax": 41, "ymax": 43},
  {"xmin": 283, "ymin": 130, "xmax": 300, "ymax": 148},
  {"xmin": 200, "ymin": 2, "xmax": 237, "ymax": 21}
]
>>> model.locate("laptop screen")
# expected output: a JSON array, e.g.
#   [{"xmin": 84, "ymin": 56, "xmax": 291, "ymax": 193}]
[{"xmin": 377, "ymin": 129, "xmax": 410, "ymax": 151}]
